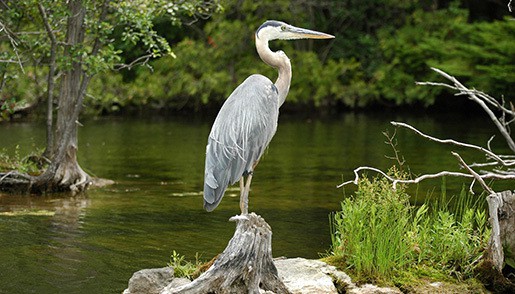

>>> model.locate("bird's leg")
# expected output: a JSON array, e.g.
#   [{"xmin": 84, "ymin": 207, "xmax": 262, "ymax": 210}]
[
  {"xmin": 239, "ymin": 177, "xmax": 246, "ymax": 214},
  {"xmin": 240, "ymin": 172, "xmax": 253, "ymax": 215},
  {"xmin": 240, "ymin": 160, "xmax": 259, "ymax": 215}
]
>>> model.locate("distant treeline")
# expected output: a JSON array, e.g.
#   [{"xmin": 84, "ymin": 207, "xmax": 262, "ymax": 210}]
[{"xmin": 5, "ymin": 0, "xmax": 515, "ymax": 116}]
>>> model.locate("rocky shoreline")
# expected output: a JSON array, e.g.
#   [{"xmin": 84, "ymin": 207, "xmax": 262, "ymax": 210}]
[{"xmin": 124, "ymin": 257, "xmax": 410, "ymax": 294}]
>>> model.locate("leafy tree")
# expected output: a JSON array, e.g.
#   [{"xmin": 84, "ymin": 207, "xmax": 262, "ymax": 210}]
[
  {"xmin": 0, "ymin": 0, "xmax": 220, "ymax": 193},
  {"xmin": 429, "ymin": 16, "xmax": 515, "ymax": 98},
  {"xmin": 374, "ymin": 6, "xmax": 514, "ymax": 105}
]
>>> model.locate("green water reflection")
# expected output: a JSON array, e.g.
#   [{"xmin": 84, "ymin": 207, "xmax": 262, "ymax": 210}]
[{"xmin": 0, "ymin": 112, "xmax": 509, "ymax": 293}]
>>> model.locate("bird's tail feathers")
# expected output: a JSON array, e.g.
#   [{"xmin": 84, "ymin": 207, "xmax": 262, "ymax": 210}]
[{"xmin": 203, "ymin": 184, "xmax": 227, "ymax": 212}]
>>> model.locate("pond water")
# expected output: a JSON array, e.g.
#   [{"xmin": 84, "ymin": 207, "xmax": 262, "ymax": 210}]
[{"xmin": 0, "ymin": 110, "xmax": 510, "ymax": 293}]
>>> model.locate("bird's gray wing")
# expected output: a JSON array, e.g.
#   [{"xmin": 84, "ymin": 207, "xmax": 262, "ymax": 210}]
[{"xmin": 203, "ymin": 74, "xmax": 279, "ymax": 211}]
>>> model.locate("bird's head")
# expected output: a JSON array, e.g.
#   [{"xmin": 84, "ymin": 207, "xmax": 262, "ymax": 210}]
[{"xmin": 256, "ymin": 20, "xmax": 334, "ymax": 41}]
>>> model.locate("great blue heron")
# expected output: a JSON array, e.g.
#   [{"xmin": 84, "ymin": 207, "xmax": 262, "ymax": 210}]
[{"xmin": 203, "ymin": 20, "xmax": 334, "ymax": 214}]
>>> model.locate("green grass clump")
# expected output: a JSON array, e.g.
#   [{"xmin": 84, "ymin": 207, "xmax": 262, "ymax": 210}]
[
  {"xmin": 409, "ymin": 186, "xmax": 489, "ymax": 280},
  {"xmin": 0, "ymin": 146, "xmax": 45, "ymax": 175},
  {"xmin": 330, "ymin": 170, "xmax": 412, "ymax": 281},
  {"xmin": 168, "ymin": 251, "xmax": 204, "ymax": 280},
  {"xmin": 329, "ymin": 169, "xmax": 490, "ymax": 285}
]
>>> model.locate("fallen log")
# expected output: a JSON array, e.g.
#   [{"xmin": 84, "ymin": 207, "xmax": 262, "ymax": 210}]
[{"xmin": 162, "ymin": 213, "xmax": 291, "ymax": 294}]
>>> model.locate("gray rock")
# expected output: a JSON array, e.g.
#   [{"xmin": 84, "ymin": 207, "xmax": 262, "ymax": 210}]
[
  {"xmin": 272, "ymin": 258, "xmax": 401, "ymax": 294},
  {"xmin": 272, "ymin": 257, "xmax": 352, "ymax": 293},
  {"xmin": 124, "ymin": 267, "xmax": 176, "ymax": 294},
  {"xmin": 348, "ymin": 284, "xmax": 402, "ymax": 294}
]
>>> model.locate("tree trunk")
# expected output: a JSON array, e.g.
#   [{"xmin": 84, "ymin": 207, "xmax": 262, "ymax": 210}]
[
  {"xmin": 163, "ymin": 213, "xmax": 291, "ymax": 294},
  {"xmin": 38, "ymin": 3, "xmax": 57, "ymax": 159},
  {"xmin": 31, "ymin": 0, "xmax": 91, "ymax": 193}
]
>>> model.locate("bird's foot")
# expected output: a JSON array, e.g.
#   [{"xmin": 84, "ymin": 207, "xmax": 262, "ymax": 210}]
[{"xmin": 229, "ymin": 214, "xmax": 249, "ymax": 222}]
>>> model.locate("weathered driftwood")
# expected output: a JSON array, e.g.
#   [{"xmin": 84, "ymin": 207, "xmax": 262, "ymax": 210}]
[
  {"xmin": 162, "ymin": 213, "xmax": 291, "ymax": 294},
  {"xmin": 486, "ymin": 190, "xmax": 515, "ymax": 272}
]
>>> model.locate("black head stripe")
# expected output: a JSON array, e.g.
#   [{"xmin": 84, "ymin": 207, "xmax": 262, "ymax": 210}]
[{"xmin": 256, "ymin": 20, "xmax": 284, "ymax": 38}]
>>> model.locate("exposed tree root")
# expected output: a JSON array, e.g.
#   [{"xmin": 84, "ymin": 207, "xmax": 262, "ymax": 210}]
[{"xmin": 0, "ymin": 171, "xmax": 91, "ymax": 194}]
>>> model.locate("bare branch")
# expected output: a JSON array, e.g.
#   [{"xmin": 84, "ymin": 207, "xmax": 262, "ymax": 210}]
[
  {"xmin": 391, "ymin": 121, "xmax": 513, "ymax": 166},
  {"xmin": 419, "ymin": 67, "xmax": 515, "ymax": 152},
  {"xmin": 416, "ymin": 80, "xmax": 513, "ymax": 116},
  {"xmin": 339, "ymin": 118, "xmax": 515, "ymax": 192},
  {"xmin": 0, "ymin": 171, "xmax": 14, "ymax": 182},
  {"xmin": 451, "ymin": 151, "xmax": 494, "ymax": 194},
  {"xmin": 0, "ymin": 20, "xmax": 24, "ymax": 72},
  {"xmin": 415, "ymin": 81, "xmax": 456, "ymax": 91},
  {"xmin": 382, "ymin": 129, "xmax": 406, "ymax": 168},
  {"xmin": 0, "ymin": 171, "xmax": 33, "ymax": 182},
  {"xmin": 469, "ymin": 160, "xmax": 515, "ymax": 168},
  {"xmin": 337, "ymin": 163, "xmax": 515, "ymax": 190},
  {"xmin": 114, "ymin": 54, "xmax": 154, "ymax": 71},
  {"xmin": 0, "ymin": 59, "xmax": 23, "ymax": 63},
  {"xmin": 337, "ymin": 166, "xmax": 475, "ymax": 190}
]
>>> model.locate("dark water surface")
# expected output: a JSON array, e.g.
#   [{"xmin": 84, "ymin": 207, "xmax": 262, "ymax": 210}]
[{"xmin": 0, "ymin": 112, "xmax": 509, "ymax": 293}]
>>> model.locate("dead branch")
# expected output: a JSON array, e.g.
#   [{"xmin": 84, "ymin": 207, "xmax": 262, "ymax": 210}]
[
  {"xmin": 338, "ymin": 121, "xmax": 515, "ymax": 191},
  {"xmin": 391, "ymin": 121, "xmax": 511, "ymax": 166},
  {"xmin": 417, "ymin": 67, "xmax": 515, "ymax": 152},
  {"xmin": 383, "ymin": 129, "xmax": 406, "ymax": 169},
  {"xmin": 338, "ymin": 166, "xmax": 472, "ymax": 190},
  {"xmin": 451, "ymin": 151, "xmax": 494, "ymax": 194},
  {"xmin": 114, "ymin": 54, "xmax": 154, "ymax": 71},
  {"xmin": 338, "ymin": 67, "xmax": 515, "ymax": 191},
  {"xmin": 337, "ymin": 164, "xmax": 515, "ymax": 191}
]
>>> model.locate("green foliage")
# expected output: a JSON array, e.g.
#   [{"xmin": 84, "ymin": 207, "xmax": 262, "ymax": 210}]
[
  {"xmin": 168, "ymin": 250, "xmax": 203, "ymax": 280},
  {"xmin": 374, "ymin": 7, "xmax": 515, "ymax": 105},
  {"xmin": 0, "ymin": 97, "xmax": 17, "ymax": 121},
  {"xmin": 330, "ymin": 169, "xmax": 412, "ymax": 280},
  {"xmin": 329, "ymin": 170, "xmax": 490, "ymax": 284},
  {"xmin": 0, "ymin": 146, "xmax": 44, "ymax": 175},
  {"xmin": 88, "ymin": 0, "xmax": 362, "ymax": 111},
  {"xmin": 0, "ymin": 0, "xmax": 221, "ymax": 118},
  {"xmin": 409, "ymin": 185, "xmax": 490, "ymax": 280},
  {"xmin": 429, "ymin": 17, "xmax": 515, "ymax": 98},
  {"xmin": 2, "ymin": 0, "xmax": 512, "ymax": 115}
]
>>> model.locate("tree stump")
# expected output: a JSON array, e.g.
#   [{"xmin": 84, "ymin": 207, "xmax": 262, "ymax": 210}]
[
  {"xmin": 485, "ymin": 190, "xmax": 515, "ymax": 272},
  {"xmin": 162, "ymin": 213, "xmax": 291, "ymax": 294}
]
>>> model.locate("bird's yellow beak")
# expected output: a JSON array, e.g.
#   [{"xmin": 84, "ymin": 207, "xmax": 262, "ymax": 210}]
[{"xmin": 289, "ymin": 27, "xmax": 335, "ymax": 40}]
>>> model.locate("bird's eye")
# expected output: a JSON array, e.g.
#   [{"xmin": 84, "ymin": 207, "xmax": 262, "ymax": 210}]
[{"xmin": 280, "ymin": 25, "xmax": 286, "ymax": 31}]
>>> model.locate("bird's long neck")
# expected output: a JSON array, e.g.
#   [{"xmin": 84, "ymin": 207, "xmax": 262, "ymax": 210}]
[{"xmin": 255, "ymin": 37, "xmax": 292, "ymax": 107}]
